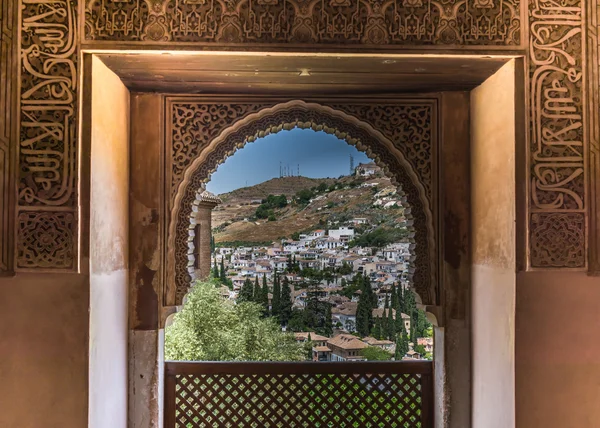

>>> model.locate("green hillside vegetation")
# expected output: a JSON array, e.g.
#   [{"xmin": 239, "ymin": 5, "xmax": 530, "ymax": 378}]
[{"xmin": 212, "ymin": 173, "xmax": 408, "ymax": 245}]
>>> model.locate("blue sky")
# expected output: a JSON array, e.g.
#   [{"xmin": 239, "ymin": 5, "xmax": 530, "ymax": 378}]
[{"xmin": 206, "ymin": 128, "xmax": 372, "ymax": 195}]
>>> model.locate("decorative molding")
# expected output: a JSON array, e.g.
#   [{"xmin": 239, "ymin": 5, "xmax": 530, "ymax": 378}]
[
  {"xmin": 530, "ymin": 212, "xmax": 585, "ymax": 268},
  {"xmin": 84, "ymin": 0, "xmax": 521, "ymax": 46},
  {"xmin": 528, "ymin": 0, "xmax": 587, "ymax": 268},
  {"xmin": 0, "ymin": 0, "xmax": 17, "ymax": 272},
  {"xmin": 17, "ymin": 211, "xmax": 76, "ymax": 269},
  {"xmin": 166, "ymin": 99, "xmax": 437, "ymax": 307},
  {"xmin": 17, "ymin": 0, "xmax": 79, "ymax": 270},
  {"xmin": 586, "ymin": 0, "xmax": 600, "ymax": 274}
]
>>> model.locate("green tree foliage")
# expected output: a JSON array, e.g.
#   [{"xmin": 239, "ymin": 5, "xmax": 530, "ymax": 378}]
[
  {"xmin": 255, "ymin": 194, "xmax": 287, "ymax": 219},
  {"xmin": 165, "ymin": 280, "xmax": 304, "ymax": 361},
  {"xmin": 395, "ymin": 328, "xmax": 410, "ymax": 360},
  {"xmin": 414, "ymin": 343, "xmax": 427, "ymax": 356},
  {"xmin": 356, "ymin": 275, "xmax": 375, "ymax": 337},
  {"xmin": 253, "ymin": 276, "xmax": 261, "ymax": 302},
  {"xmin": 261, "ymin": 274, "xmax": 269, "ymax": 317},
  {"xmin": 291, "ymin": 231, "xmax": 300, "ymax": 241},
  {"xmin": 338, "ymin": 261, "xmax": 353, "ymax": 275},
  {"xmin": 371, "ymin": 316, "xmax": 383, "ymax": 339},
  {"xmin": 306, "ymin": 333, "xmax": 313, "ymax": 360},
  {"xmin": 317, "ymin": 182, "xmax": 328, "ymax": 192},
  {"xmin": 238, "ymin": 278, "xmax": 254, "ymax": 303},
  {"xmin": 386, "ymin": 306, "xmax": 396, "ymax": 341},
  {"xmin": 271, "ymin": 271, "xmax": 281, "ymax": 318},
  {"xmin": 360, "ymin": 346, "xmax": 393, "ymax": 361},
  {"xmin": 219, "ymin": 258, "xmax": 227, "ymax": 284},
  {"xmin": 279, "ymin": 276, "xmax": 293, "ymax": 326},
  {"xmin": 351, "ymin": 227, "xmax": 408, "ymax": 249},
  {"xmin": 295, "ymin": 188, "xmax": 313, "ymax": 205},
  {"xmin": 213, "ymin": 259, "xmax": 220, "ymax": 279}
]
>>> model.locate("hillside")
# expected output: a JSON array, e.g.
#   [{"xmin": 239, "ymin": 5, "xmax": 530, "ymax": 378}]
[{"xmin": 212, "ymin": 174, "xmax": 406, "ymax": 245}]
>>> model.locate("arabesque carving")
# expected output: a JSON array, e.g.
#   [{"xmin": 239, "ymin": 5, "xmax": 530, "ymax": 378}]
[
  {"xmin": 166, "ymin": 99, "xmax": 437, "ymax": 307},
  {"xmin": 84, "ymin": 0, "xmax": 521, "ymax": 46},
  {"xmin": 17, "ymin": 211, "xmax": 75, "ymax": 269},
  {"xmin": 17, "ymin": 0, "xmax": 79, "ymax": 270},
  {"xmin": 528, "ymin": 0, "xmax": 587, "ymax": 268}
]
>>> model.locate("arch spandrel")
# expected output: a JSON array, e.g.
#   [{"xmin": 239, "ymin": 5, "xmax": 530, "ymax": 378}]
[{"xmin": 166, "ymin": 99, "xmax": 438, "ymax": 308}]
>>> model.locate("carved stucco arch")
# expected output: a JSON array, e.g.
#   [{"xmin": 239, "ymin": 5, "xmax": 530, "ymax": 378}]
[{"xmin": 167, "ymin": 100, "xmax": 436, "ymax": 307}]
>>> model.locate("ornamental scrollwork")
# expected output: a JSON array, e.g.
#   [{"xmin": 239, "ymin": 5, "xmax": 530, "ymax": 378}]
[
  {"xmin": 529, "ymin": 0, "xmax": 586, "ymax": 268},
  {"xmin": 167, "ymin": 99, "xmax": 437, "ymax": 307},
  {"xmin": 17, "ymin": 211, "xmax": 76, "ymax": 269},
  {"xmin": 17, "ymin": 0, "xmax": 79, "ymax": 271},
  {"xmin": 84, "ymin": 0, "xmax": 521, "ymax": 46}
]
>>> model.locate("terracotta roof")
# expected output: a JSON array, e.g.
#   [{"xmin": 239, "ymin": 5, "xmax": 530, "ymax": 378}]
[
  {"xmin": 331, "ymin": 302, "xmax": 357, "ymax": 316},
  {"xmin": 327, "ymin": 334, "xmax": 368, "ymax": 350},
  {"xmin": 295, "ymin": 332, "xmax": 329, "ymax": 342},
  {"xmin": 314, "ymin": 346, "xmax": 332, "ymax": 352}
]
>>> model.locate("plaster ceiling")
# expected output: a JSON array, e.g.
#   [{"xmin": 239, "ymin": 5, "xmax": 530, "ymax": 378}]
[{"xmin": 98, "ymin": 52, "xmax": 512, "ymax": 95}]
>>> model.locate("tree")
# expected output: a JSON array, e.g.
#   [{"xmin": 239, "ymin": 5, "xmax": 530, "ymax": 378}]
[
  {"xmin": 395, "ymin": 328, "xmax": 409, "ymax": 360},
  {"xmin": 219, "ymin": 258, "xmax": 227, "ymax": 284},
  {"xmin": 238, "ymin": 278, "xmax": 254, "ymax": 303},
  {"xmin": 414, "ymin": 343, "xmax": 427, "ymax": 356},
  {"xmin": 213, "ymin": 259, "xmax": 220, "ymax": 279},
  {"xmin": 253, "ymin": 276, "xmax": 261, "ymax": 302},
  {"xmin": 165, "ymin": 280, "xmax": 304, "ymax": 361},
  {"xmin": 360, "ymin": 346, "xmax": 393, "ymax": 361},
  {"xmin": 261, "ymin": 274, "xmax": 270, "ymax": 317},
  {"xmin": 371, "ymin": 316, "xmax": 382, "ymax": 339},
  {"xmin": 386, "ymin": 306, "xmax": 396, "ymax": 341},
  {"xmin": 280, "ymin": 276, "xmax": 293, "ymax": 326},
  {"xmin": 306, "ymin": 333, "xmax": 313, "ymax": 360},
  {"xmin": 271, "ymin": 271, "xmax": 281, "ymax": 318},
  {"xmin": 323, "ymin": 303, "xmax": 333, "ymax": 337},
  {"xmin": 355, "ymin": 274, "xmax": 374, "ymax": 337}
]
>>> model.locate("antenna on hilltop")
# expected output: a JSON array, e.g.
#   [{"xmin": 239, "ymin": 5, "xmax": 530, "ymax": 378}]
[
  {"xmin": 349, "ymin": 154, "xmax": 354, "ymax": 175},
  {"xmin": 297, "ymin": 164, "xmax": 300, "ymax": 177},
  {"xmin": 280, "ymin": 161, "xmax": 282, "ymax": 178}
]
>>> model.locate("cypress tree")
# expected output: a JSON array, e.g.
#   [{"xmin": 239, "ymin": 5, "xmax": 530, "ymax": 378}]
[
  {"xmin": 306, "ymin": 333, "xmax": 313, "ymax": 360},
  {"xmin": 261, "ymin": 273, "xmax": 270, "ymax": 316},
  {"xmin": 213, "ymin": 259, "xmax": 220, "ymax": 279},
  {"xmin": 219, "ymin": 258, "xmax": 227, "ymax": 283},
  {"xmin": 280, "ymin": 276, "xmax": 292, "ymax": 326},
  {"xmin": 323, "ymin": 303, "xmax": 333, "ymax": 337},
  {"xmin": 372, "ymin": 316, "xmax": 383, "ymax": 339},
  {"xmin": 253, "ymin": 276, "xmax": 261, "ymax": 302},
  {"xmin": 271, "ymin": 271, "xmax": 281, "ymax": 318},
  {"xmin": 386, "ymin": 306, "xmax": 396, "ymax": 341},
  {"xmin": 238, "ymin": 278, "xmax": 254, "ymax": 303},
  {"xmin": 391, "ymin": 283, "xmax": 399, "ymax": 311},
  {"xmin": 356, "ymin": 284, "xmax": 373, "ymax": 337},
  {"xmin": 395, "ymin": 328, "xmax": 409, "ymax": 360}
]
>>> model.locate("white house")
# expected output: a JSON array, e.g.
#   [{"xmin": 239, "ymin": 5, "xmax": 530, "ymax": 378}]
[{"xmin": 328, "ymin": 227, "xmax": 355, "ymax": 240}]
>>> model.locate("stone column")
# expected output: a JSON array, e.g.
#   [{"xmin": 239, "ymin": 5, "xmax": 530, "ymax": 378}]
[{"xmin": 194, "ymin": 192, "xmax": 221, "ymax": 280}]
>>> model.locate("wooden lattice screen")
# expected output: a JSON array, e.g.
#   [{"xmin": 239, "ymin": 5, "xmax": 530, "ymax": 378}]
[{"xmin": 165, "ymin": 361, "xmax": 433, "ymax": 428}]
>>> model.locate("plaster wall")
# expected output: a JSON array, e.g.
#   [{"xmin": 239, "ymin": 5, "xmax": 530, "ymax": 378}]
[
  {"xmin": 88, "ymin": 56, "xmax": 130, "ymax": 428},
  {"xmin": 516, "ymin": 271, "xmax": 600, "ymax": 428},
  {"xmin": 470, "ymin": 60, "xmax": 516, "ymax": 428},
  {"xmin": 0, "ymin": 274, "xmax": 89, "ymax": 428}
]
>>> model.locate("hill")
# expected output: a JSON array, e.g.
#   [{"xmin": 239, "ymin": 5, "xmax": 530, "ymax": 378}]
[{"xmin": 212, "ymin": 174, "xmax": 406, "ymax": 245}]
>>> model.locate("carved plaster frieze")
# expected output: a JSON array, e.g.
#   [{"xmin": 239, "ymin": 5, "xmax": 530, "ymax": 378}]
[
  {"xmin": 84, "ymin": 0, "xmax": 521, "ymax": 46},
  {"xmin": 17, "ymin": 0, "xmax": 79, "ymax": 270},
  {"xmin": 166, "ymin": 99, "xmax": 437, "ymax": 307},
  {"xmin": 528, "ymin": 0, "xmax": 587, "ymax": 268}
]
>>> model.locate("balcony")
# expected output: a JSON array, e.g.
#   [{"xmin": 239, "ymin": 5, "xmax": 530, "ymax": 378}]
[{"xmin": 165, "ymin": 361, "xmax": 433, "ymax": 427}]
